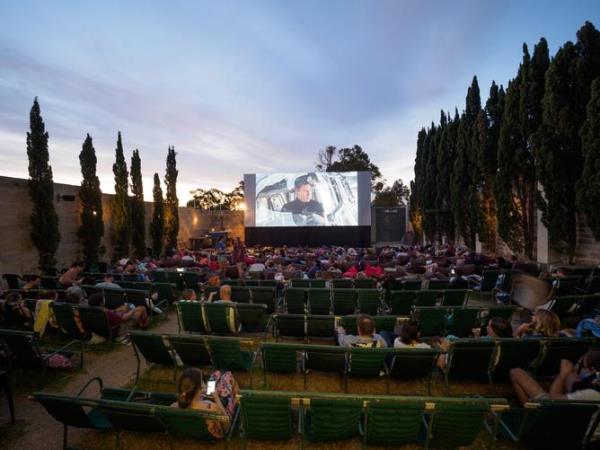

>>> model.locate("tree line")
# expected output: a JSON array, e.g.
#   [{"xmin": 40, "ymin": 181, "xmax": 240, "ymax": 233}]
[
  {"xmin": 26, "ymin": 98, "xmax": 180, "ymax": 273},
  {"xmin": 409, "ymin": 21, "xmax": 600, "ymax": 262}
]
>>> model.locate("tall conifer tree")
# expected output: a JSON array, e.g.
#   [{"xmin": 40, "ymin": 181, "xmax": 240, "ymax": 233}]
[
  {"xmin": 26, "ymin": 98, "xmax": 60, "ymax": 274},
  {"xmin": 78, "ymin": 134, "xmax": 104, "ymax": 266},
  {"xmin": 150, "ymin": 173, "xmax": 164, "ymax": 257},
  {"xmin": 111, "ymin": 132, "xmax": 130, "ymax": 259},
  {"xmin": 130, "ymin": 149, "xmax": 146, "ymax": 258},
  {"xmin": 164, "ymin": 146, "xmax": 179, "ymax": 251}
]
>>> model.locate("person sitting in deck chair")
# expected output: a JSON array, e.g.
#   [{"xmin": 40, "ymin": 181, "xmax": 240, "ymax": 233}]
[
  {"xmin": 510, "ymin": 349, "xmax": 600, "ymax": 403},
  {"xmin": 88, "ymin": 292, "xmax": 149, "ymax": 336},
  {"xmin": 172, "ymin": 367, "xmax": 239, "ymax": 440},
  {"xmin": 336, "ymin": 314, "xmax": 387, "ymax": 348}
]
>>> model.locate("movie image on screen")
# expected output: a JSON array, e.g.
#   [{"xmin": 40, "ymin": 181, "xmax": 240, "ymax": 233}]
[{"xmin": 255, "ymin": 172, "xmax": 358, "ymax": 227}]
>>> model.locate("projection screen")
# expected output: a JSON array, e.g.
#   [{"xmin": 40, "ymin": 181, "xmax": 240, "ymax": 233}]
[{"xmin": 244, "ymin": 171, "xmax": 371, "ymax": 227}]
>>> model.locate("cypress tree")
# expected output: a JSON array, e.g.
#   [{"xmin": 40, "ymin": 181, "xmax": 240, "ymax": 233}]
[
  {"xmin": 537, "ymin": 22, "xmax": 600, "ymax": 258},
  {"xmin": 577, "ymin": 78, "xmax": 600, "ymax": 240},
  {"xmin": 422, "ymin": 124, "xmax": 439, "ymax": 240},
  {"xmin": 164, "ymin": 146, "xmax": 179, "ymax": 251},
  {"xmin": 130, "ymin": 149, "xmax": 146, "ymax": 258},
  {"xmin": 26, "ymin": 98, "xmax": 60, "ymax": 274},
  {"xmin": 435, "ymin": 111, "xmax": 455, "ymax": 242},
  {"xmin": 78, "ymin": 134, "xmax": 104, "ymax": 266},
  {"xmin": 150, "ymin": 173, "xmax": 165, "ymax": 257},
  {"xmin": 111, "ymin": 132, "xmax": 130, "ymax": 259}
]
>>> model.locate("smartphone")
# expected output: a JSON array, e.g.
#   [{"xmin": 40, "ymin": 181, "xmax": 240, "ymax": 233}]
[
  {"xmin": 128, "ymin": 303, "xmax": 135, "ymax": 310},
  {"xmin": 206, "ymin": 380, "xmax": 216, "ymax": 395},
  {"xmin": 451, "ymin": 268, "xmax": 456, "ymax": 276}
]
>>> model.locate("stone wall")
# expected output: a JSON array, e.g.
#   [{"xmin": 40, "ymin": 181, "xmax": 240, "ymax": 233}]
[{"xmin": 0, "ymin": 176, "xmax": 243, "ymax": 274}]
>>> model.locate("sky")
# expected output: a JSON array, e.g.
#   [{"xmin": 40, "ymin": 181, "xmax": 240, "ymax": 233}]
[{"xmin": 0, "ymin": 0, "xmax": 599, "ymax": 204}]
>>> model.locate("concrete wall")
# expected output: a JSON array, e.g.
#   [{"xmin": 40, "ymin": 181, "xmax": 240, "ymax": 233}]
[{"xmin": 0, "ymin": 176, "xmax": 243, "ymax": 274}]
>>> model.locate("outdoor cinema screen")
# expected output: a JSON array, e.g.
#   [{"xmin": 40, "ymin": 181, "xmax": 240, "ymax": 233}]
[{"xmin": 248, "ymin": 172, "xmax": 360, "ymax": 227}]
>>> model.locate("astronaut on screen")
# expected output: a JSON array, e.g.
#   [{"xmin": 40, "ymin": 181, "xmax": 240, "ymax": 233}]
[{"xmin": 255, "ymin": 171, "xmax": 358, "ymax": 227}]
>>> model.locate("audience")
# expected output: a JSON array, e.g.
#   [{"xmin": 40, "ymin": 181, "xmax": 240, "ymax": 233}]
[
  {"xmin": 393, "ymin": 320, "xmax": 431, "ymax": 348},
  {"xmin": 181, "ymin": 288, "xmax": 197, "ymax": 301},
  {"xmin": 88, "ymin": 292, "xmax": 149, "ymax": 336},
  {"xmin": 95, "ymin": 274, "xmax": 122, "ymax": 290},
  {"xmin": 514, "ymin": 309, "xmax": 561, "ymax": 338},
  {"xmin": 58, "ymin": 262, "xmax": 84, "ymax": 288}
]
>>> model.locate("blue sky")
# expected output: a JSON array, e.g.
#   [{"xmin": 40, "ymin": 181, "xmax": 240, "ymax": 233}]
[{"xmin": 0, "ymin": 0, "xmax": 598, "ymax": 202}]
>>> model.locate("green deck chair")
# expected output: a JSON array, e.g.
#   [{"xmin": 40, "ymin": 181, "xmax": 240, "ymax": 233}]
[
  {"xmin": 153, "ymin": 282, "xmax": 175, "ymax": 305},
  {"xmin": 576, "ymin": 293, "xmax": 600, "ymax": 316},
  {"xmin": 79, "ymin": 307, "xmax": 115, "ymax": 341},
  {"xmin": 101, "ymin": 387, "xmax": 176, "ymax": 405},
  {"xmin": 237, "ymin": 303, "xmax": 268, "ymax": 333},
  {"xmin": 30, "ymin": 394, "xmax": 111, "ymax": 449},
  {"xmin": 388, "ymin": 349, "xmax": 440, "ymax": 394},
  {"xmin": 354, "ymin": 278, "xmax": 377, "ymax": 289},
  {"xmin": 310, "ymin": 279, "xmax": 327, "ymax": 288},
  {"xmin": 549, "ymin": 295, "xmax": 582, "ymax": 317},
  {"xmin": 306, "ymin": 315, "xmax": 336, "ymax": 340},
  {"xmin": 167, "ymin": 271, "xmax": 184, "ymax": 291},
  {"xmin": 261, "ymin": 342, "xmax": 299, "ymax": 385},
  {"xmin": 441, "ymin": 289, "xmax": 469, "ymax": 307},
  {"xmin": 364, "ymin": 400, "xmax": 425, "ymax": 446},
  {"xmin": 103, "ymin": 288, "xmax": 126, "ymax": 309},
  {"xmin": 291, "ymin": 279, "xmax": 310, "ymax": 288},
  {"xmin": 206, "ymin": 336, "xmax": 256, "ymax": 373},
  {"xmin": 443, "ymin": 339, "xmax": 496, "ymax": 392},
  {"xmin": 274, "ymin": 314, "xmax": 305, "ymax": 340},
  {"xmin": 129, "ymin": 331, "xmax": 175, "ymax": 383},
  {"xmin": 304, "ymin": 397, "xmax": 362, "ymax": 442},
  {"xmin": 167, "ymin": 335, "xmax": 212, "ymax": 368},
  {"xmin": 250, "ymin": 287, "xmax": 277, "ymax": 313},
  {"xmin": 499, "ymin": 400, "xmax": 600, "ymax": 450},
  {"xmin": 202, "ymin": 302, "xmax": 240, "ymax": 335},
  {"xmin": 231, "ymin": 286, "xmax": 251, "ymax": 303},
  {"xmin": 425, "ymin": 401, "xmax": 491, "ymax": 449},
  {"xmin": 284, "ymin": 288, "xmax": 306, "ymax": 314},
  {"xmin": 346, "ymin": 348, "xmax": 389, "ymax": 392},
  {"xmin": 389, "ymin": 290, "xmax": 416, "ymax": 315},
  {"xmin": 240, "ymin": 392, "xmax": 293, "ymax": 446},
  {"xmin": 260, "ymin": 279, "xmax": 279, "ymax": 287},
  {"xmin": 332, "ymin": 278, "xmax": 354, "ymax": 289},
  {"xmin": 428, "ymin": 279, "xmax": 449, "ymax": 290},
  {"xmin": 485, "ymin": 305, "xmax": 517, "ymax": 324},
  {"xmin": 415, "ymin": 290, "xmax": 442, "ymax": 307},
  {"xmin": 534, "ymin": 338, "xmax": 595, "ymax": 376},
  {"xmin": 445, "ymin": 307, "xmax": 480, "ymax": 337},
  {"xmin": 126, "ymin": 289, "xmax": 154, "ymax": 310},
  {"xmin": 469, "ymin": 269, "xmax": 501, "ymax": 293},
  {"xmin": 413, "ymin": 307, "xmax": 448, "ymax": 337},
  {"xmin": 374, "ymin": 315, "xmax": 398, "ymax": 333},
  {"xmin": 51, "ymin": 303, "xmax": 85, "ymax": 339},
  {"xmin": 491, "ymin": 338, "xmax": 542, "ymax": 380},
  {"xmin": 156, "ymin": 404, "xmax": 228, "ymax": 442},
  {"xmin": 175, "ymin": 301, "xmax": 206, "ymax": 334},
  {"xmin": 303, "ymin": 345, "xmax": 347, "ymax": 388},
  {"xmin": 403, "ymin": 279, "xmax": 422, "ymax": 290},
  {"xmin": 151, "ymin": 271, "xmax": 169, "ymax": 283},
  {"xmin": 82, "ymin": 285, "xmax": 104, "ymax": 298},
  {"xmin": 333, "ymin": 289, "xmax": 358, "ymax": 315},
  {"xmin": 181, "ymin": 271, "xmax": 200, "ymax": 291},
  {"xmin": 307, "ymin": 288, "xmax": 331, "ymax": 315},
  {"xmin": 357, "ymin": 289, "xmax": 380, "ymax": 315}
]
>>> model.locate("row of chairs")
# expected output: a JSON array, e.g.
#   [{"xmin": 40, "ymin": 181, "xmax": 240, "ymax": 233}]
[
  {"xmin": 547, "ymin": 293, "xmax": 600, "ymax": 318},
  {"xmin": 205, "ymin": 286, "xmax": 278, "ymax": 312},
  {"xmin": 80, "ymin": 285, "xmax": 171, "ymax": 312},
  {"xmin": 32, "ymin": 383, "xmax": 600, "ymax": 450},
  {"xmin": 129, "ymin": 329, "xmax": 595, "ymax": 393}
]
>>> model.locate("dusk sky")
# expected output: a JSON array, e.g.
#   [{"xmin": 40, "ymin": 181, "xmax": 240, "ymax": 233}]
[{"xmin": 1, "ymin": 1, "xmax": 598, "ymax": 203}]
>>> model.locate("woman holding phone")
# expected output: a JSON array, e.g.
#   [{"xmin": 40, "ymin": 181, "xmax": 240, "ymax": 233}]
[{"xmin": 172, "ymin": 368, "xmax": 239, "ymax": 439}]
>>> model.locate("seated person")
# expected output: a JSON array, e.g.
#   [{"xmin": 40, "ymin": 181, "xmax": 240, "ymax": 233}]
[
  {"xmin": 95, "ymin": 274, "xmax": 122, "ymax": 290},
  {"xmin": 510, "ymin": 349, "xmax": 600, "ymax": 403},
  {"xmin": 0, "ymin": 292, "xmax": 33, "ymax": 327},
  {"xmin": 514, "ymin": 309, "xmax": 561, "ymax": 338},
  {"xmin": 22, "ymin": 275, "xmax": 41, "ymax": 290},
  {"xmin": 181, "ymin": 288, "xmax": 197, "ymax": 301},
  {"xmin": 336, "ymin": 314, "xmax": 387, "ymax": 348},
  {"xmin": 172, "ymin": 367, "xmax": 239, "ymax": 439},
  {"xmin": 88, "ymin": 292, "xmax": 149, "ymax": 335},
  {"xmin": 473, "ymin": 316, "xmax": 513, "ymax": 339},
  {"xmin": 210, "ymin": 285, "xmax": 232, "ymax": 303},
  {"xmin": 394, "ymin": 320, "xmax": 431, "ymax": 348},
  {"xmin": 59, "ymin": 262, "xmax": 84, "ymax": 288}
]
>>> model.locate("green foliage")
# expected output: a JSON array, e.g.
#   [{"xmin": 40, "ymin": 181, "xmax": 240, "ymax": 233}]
[
  {"xmin": 537, "ymin": 22, "xmax": 600, "ymax": 258},
  {"xmin": 26, "ymin": 98, "xmax": 60, "ymax": 274},
  {"xmin": 130, "ymin": 149, "xmax": 146, "ymax": 258},
  {"xmin": 77, "ymin": 134, "xmax": 104, "ymax": 266},
  {"xmin": 372, "ymin": 179, "xmax": 410, "ymax": 207},
  {"xmin": 150, "ymin": 173, "xmax": 164, "ymax": 257},
  {"xmin": 111, "ymin": 132, "xmax": 130, "ymax": 259},
  {"xmin": 188, "ymin": 181, "xmax": 244, "ymax": 210},
  {"xmin": 164, "ymin": 146, "xmax": 179, "ymax": 250},
  {"xmin": 316, "ymin": 145, "xmax": 383, "ymax": 193},
  {"xmin": 577, "ymin": 78, "xmax": 600, "ymax": 240}
]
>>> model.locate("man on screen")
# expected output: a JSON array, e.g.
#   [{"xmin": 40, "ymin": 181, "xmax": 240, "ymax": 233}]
[{"xmin": 281, "ymin": 175, "xmax": 325, "ymax": 222}]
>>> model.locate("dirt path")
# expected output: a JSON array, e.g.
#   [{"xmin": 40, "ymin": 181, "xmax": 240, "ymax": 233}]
[{"xmin": 0, "ymin": 315, "xmax": 178, "ymax": 450}]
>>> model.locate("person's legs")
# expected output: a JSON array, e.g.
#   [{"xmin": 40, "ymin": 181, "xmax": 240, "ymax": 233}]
[
  {"xmin": 132, "ymin": 306, "xmax": 149, "ymax": 328},
  {"xmin": 510, "ymin": 368, "xmax": 546, "ymax": 404}
]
